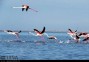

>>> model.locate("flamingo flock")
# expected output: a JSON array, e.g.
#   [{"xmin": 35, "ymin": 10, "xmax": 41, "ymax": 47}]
[
  {"xmin": 67, "ymin": 29, "xmax": 89, "ymax": 43},
  {"xmin": 2, "ymin": 27, "xmax": 89, "ymax": 44},
  {"xmin": 1, "ymin": 1, "xmax": 89, "ymax": 43}
]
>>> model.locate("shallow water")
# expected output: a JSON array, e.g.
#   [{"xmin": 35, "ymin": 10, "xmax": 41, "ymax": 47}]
[{"xmin": 0, "ymin": 32, "xmax": 89, "ymax": 60}]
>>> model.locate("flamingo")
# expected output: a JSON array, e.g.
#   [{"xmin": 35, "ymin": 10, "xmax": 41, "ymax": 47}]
[
  {"xmin": 29, "ymin": 27, "xmax": 46, "ymax": 43},
  {"xmin": 78, "ymin": 32, "xmax": 89, "ymax": 42},
  {"xmin": 4, "ymin": 30, "xmax": 21, "ymax": 39},
  {"xmin": 33, "ymin": 27, "xmax": 45, "ymax": 36},
  {"xmin": 67, "ymin": 29, "xmax": 80, "ymax": 43},
  {"xmin": 13, "ymin": 4, "xmax": 38, "ymax": 12},
  {"xmin": 43, "ymin": 33, "xmax": 60, "ymax": 44},
  {"xmin": 44, "ymin": 33, "xmax": 57, "ymax": 39}
]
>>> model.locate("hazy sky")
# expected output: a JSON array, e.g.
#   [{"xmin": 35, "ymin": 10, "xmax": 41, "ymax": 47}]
[{"xmin": 0, "ymin": 0, "xmax": 89, "ymax": 32}]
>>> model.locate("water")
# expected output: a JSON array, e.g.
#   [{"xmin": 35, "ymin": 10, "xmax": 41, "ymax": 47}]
[{"xmin": 0, "ymin": 32, "xmax": 89, "ymax": 60}]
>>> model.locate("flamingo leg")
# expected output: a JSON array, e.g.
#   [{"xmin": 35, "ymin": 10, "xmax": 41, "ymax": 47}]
[
  {"xmin": 29, "ymin": 8, "xmax": 38, "ymax": 12},
  {"xmin": 40, "ymin": 36, "xmax": 45, "ymax": 44},
  {"xmin": 54, "ymin": 39, "xmax": 60, "ymax": 44}
]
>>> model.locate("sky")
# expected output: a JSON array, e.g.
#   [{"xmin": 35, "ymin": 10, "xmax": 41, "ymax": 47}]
[{"xmin": 0, "ymin": 0, "xmax": 89, "ymax": 32}]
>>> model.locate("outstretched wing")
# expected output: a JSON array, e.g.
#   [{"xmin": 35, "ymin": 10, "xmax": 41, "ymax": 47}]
[
  {"xmin": 68, "ymin": 29, "xmax": 73, "ymax": 33},
  {"xmin": 41, "ymin": 27, "xmax": 45, "ymax": 34},
  {"xmin": 78, "ymin": 33, "xmax": 82, "ymax": 36},
  {"xmin": 75, "ymin": 30, "xmax": 77, "ymax": 32},
  {"xmin": 34, "ymin": 29, "xmax": 41, "ymax": 34},
  {"xmin": 22, "ymin": 5, "xmax": 25, "ymax": 11},
  {"xmin": 78, "ymin": 32, "xmax": 88, "ymax": 36},
  {"xmin": 26, "ymin": 6, "xmax": 29, "ymax": 11},
  {"xmin": 22, "ymin": 8, "xmax": 24, "ymax": 11},
  {"xmin": 75, "ymin": 35, "xmax": 80, "ymax": 40},
  {"xmin": 83, "ymin": 37, "xmax": 89, "ymax": 41},
  {"xmin": 18, "ymin": 30, "xmax": 21, "ymax": 33},
  {"xmin": 6, "ymin": 30, "xmax": 13, "ymax": 32}
]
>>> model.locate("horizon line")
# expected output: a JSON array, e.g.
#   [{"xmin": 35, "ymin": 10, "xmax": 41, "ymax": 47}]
[
  {"xmin": 0, "ymin": 30, "xmax": 66, "ymax": 32},
  {"xmin": 0, "ymin": 30, "xmax": 88, "ymax": 33}
]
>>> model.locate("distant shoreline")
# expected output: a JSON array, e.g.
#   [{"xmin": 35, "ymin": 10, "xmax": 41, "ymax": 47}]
[
  {"xmin": 0, "ymin": 30, "xmax": 88, "ymax": 33},
  {"xmin": 0, "ymin": 30, "xmax": 66, "ymax": 33}
]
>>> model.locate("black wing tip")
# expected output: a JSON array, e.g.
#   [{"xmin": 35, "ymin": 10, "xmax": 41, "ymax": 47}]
[
  {"xmin": 75, "ymin": 30, "xmax": 77, "ymax": 32},
  {"xmin": 19, "ymin": 30, "xmax": 21, "ymax": 33},
  {"xmin": 43, "ymin": 26, "xmax": 45, "ymax": 31},
  {"xmin": 83, "ymin": 39, "xmax": 87, "ymax": 41},
  {"xmin": 6, "ymin": 30, "xmax": 13, "ymax": 32},
  {"xmin": 22, "ymin": 8, "xmax": 24, "ymax": 11},
  {"xmin": 83, "ymin": 37, "xmax": 89, "ymax": 41},
  {"xmin": 43, "ymin": 26, "xmax": 45, "ymax": 29},
  {"xmin": 22, "ymin": 5, "xmax": 24, "ymax": 11},
  {"xmin": 26, "ymin": 6, "xmax": 29, "ymax": 11},
  {"xmin": 34, "ymin": 29, "xmax": 39, "ymax": 32},
  {"xmin": 34, "ymin": 29, "xmax": 36, "ymax": 31},
  {"xmin": 76, "ymin": 35, "xmax": 80, "ymax": 39},
  {"xmin": 68, "ymin": 29, "xmax": 71, "ymax": 31},
  {"xmin": 78, "ymin": 33, "xmax": 82, "ymax": 36},
  {"xmin": 41, "ymin": 26, "xmax": 46, "ymax": 33}
]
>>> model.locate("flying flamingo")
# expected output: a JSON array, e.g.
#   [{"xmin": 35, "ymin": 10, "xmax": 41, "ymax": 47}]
[
  {"xmin": 29, "ymin": 27, "xmax": 46, "ymax": 43},
  {"xmin": 78, "ymin": 32, "xmax": 89, "ymax": 42},
  {"xmin": 13, "ymin": 4, "xmax": 38, "ymax": 12},
  {"xmin": 67, "ymin": 29, "xmax": 80, "ymax": 43},
  {"xmin": 4, "ymin": 30, "xmax": 21, "ymax": 39}
]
